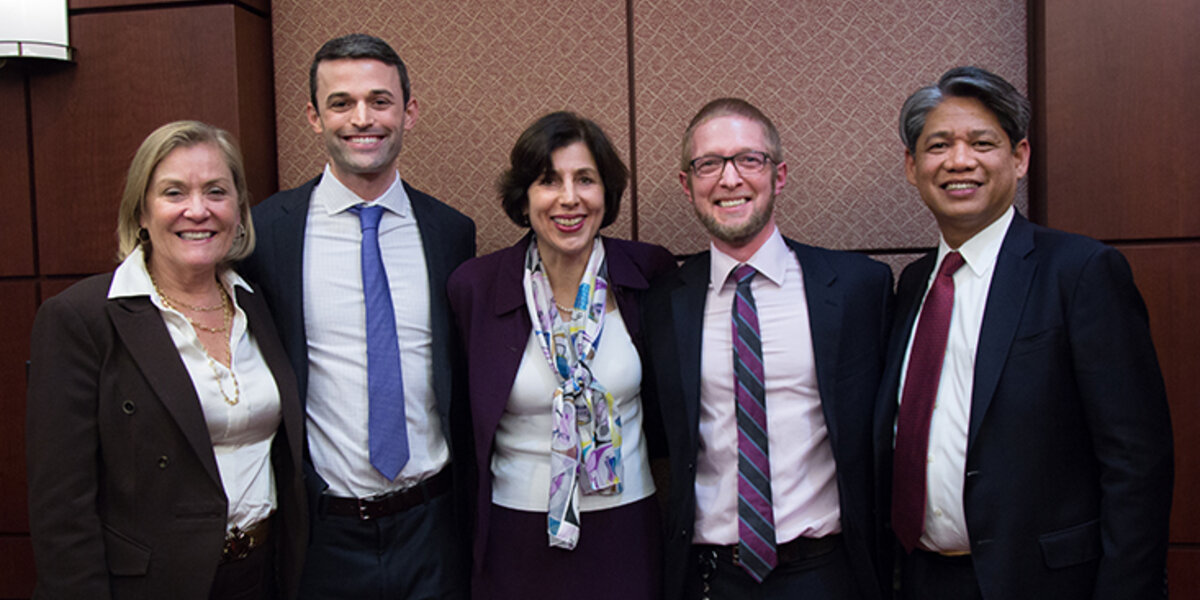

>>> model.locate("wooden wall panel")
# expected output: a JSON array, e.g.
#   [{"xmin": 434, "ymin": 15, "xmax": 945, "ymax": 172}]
[
  {"xmin": 70, "ymin": 0, "xmax": 270, "ymax": 13},
  {"xmin": 233, "ymin": 7, "xmax": 278, "ymax": 203},
  {"xmin": 0, "ymin": 71, "xmax": 35, "ymax": 277},
  {"xmin": 1168, "ymin": 547, "xmax": 1200, "ymax": 599},
  {"xmin": 1120, "ymin": 244, "xmax": 1200, "ymax": 543},
  {"xmin": 31, "ymin": 4, "xmax": 273, "ymax": 276},
  {"xmin": 0, "ymin": 282, "xmax": 38, "ymax": 534},
  {"xmin": 0, "ymin": 537, "xmax": 35, "ymax": 599},
  {"xmin": 1039, "ymin": 0, "xmax": 1200, "ymax": 240}
]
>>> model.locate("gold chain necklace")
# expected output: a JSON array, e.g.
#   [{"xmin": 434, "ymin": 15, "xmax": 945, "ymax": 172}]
[
  {"xmin": 204, "ymin": 342, "xmax": 241, "ymax": 406},
  {"xmin": 150, "ymin": 272, "xmax": 231, "ymax": 333},
  {"xmin": 149, "ymin": 271, "xmax": 241, "ymax": 406}
]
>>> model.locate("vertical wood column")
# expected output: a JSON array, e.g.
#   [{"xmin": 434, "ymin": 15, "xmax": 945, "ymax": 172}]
[{"xmin": 1030, "ymin": 1, "xmax": 1200, "ymax": 596}]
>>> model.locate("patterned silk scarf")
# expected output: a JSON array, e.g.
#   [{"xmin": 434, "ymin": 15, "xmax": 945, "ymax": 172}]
[{"xmin": 522, "ymin": 236, "xmax": 623, "ymax": 550}]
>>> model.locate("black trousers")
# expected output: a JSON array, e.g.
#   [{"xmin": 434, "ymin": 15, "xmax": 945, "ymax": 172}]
[{"xmin": 899, "ymin": 549, "xmax": 983, "ymax": 600}]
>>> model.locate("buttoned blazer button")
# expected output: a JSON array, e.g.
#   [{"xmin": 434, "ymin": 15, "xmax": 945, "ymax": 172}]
[
  {"xmin": 157, "ymin": 456, "xmax": 169, "ymax": 469},
  {"xmin": 121, "ymin": 400, "xmax": 136, "ymax": 414}
]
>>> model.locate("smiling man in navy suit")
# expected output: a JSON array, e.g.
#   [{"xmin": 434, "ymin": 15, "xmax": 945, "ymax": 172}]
[
  {"xmin": 644, "ymin": 98, "xmax": 893, "ymax": 600},
  {"xmin": 240, "ymin": 34, "xmax": 475, "ymax": 599},
  {"xmin": 877, "ymin": 66, "xmax": 1173, "ymax": 599}
]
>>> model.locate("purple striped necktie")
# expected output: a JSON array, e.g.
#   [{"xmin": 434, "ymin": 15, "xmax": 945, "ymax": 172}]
[
  {"xmin": 891, "ymin": 251, "xmax": 965, "ymax": 553},
  {"xmin": 732, "ymin": 264, "xmax": 776, "ymax": 581}
]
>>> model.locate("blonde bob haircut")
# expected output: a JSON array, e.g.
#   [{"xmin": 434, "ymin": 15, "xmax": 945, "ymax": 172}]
[{"xmin": 116, "ymin": 120, "xmax": 255, "ymax": 265}]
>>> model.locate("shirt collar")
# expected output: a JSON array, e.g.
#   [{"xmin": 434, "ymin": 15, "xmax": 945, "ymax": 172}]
[
  {"xmin": 936, "ymin": 205, "xmax": 1014, "ymax": 278},
  {"xmin": 708, "ymin": 225, "xmax": 790, "ymax": 288},
  {"xmin": 314, "ymin": 163, "xmax": 411, "ymax": 217},
  {"xmin": 108, "ymin": 245, "xmax": 250, "ymax": 301}
]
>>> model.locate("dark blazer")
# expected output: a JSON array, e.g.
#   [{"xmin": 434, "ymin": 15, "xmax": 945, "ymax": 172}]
[
  {"xmin": 26, "ymin": 272, "xmax": 306, "ymax": 600},
  {"xmin": 239, "ymin": 175, "xmax": 477, "ymax": 509},
  {"xmin": 445, "ymin": 234, "xmax": 676, "ymax": 578},
  {"xmin": 643, "ymin": 237, "xmax": 894, "ymax": 600},
  {"xmin": 873, "ymin": 212, "xmax": 1173, "ymax": 599}
]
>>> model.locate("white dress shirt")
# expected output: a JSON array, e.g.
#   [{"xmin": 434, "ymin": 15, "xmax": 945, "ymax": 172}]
[
  {"xmin": 109, "ymin": 246, "xmax": 281, "ymax": 531},
  {"xmin": 693, "ymin": 226, "xmax": 842, "ymax": 545},
  {"xmin": 303, "ymin": 165, "xmax": 446, "ymax": 498},
  {"xmin": 491, "ymin": 305, "xmax": 656, "ymax": 512},
  {"xmin": 898, "ymin": 206, "xmax": 1014, "ymax": 552}
]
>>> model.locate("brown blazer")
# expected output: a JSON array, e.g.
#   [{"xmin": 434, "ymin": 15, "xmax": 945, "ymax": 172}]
[{"xmin": 26, "ymin": 271, "xmax": 306, "ymax": 600}]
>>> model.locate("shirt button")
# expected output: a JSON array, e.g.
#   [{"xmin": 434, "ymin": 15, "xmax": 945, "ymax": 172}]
[{"xmin": 934, "ymin": 508, "xmax": 943, "ymax": 517}]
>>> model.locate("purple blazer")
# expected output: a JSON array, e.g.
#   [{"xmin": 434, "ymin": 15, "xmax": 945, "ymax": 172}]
[{"xmin": 446, "ymin": 234, "xmax": 675, "ymax": 576}]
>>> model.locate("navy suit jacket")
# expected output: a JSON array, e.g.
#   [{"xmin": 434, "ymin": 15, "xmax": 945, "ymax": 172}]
[
  {"xmin": 873, "ymin": 212, "xmax": 1173, "ymax": 598},
  {"xmin": 643, "ymin": 236, "xmax": 894, "ymax": 600},
  {"xmin": 446, "ymin": 234, "xmax": 676, "ymax": 577},
  {"xmin": 26, "ymin": 273, "xmax": 306, "ymax": 600},
  {"xmin": 239, "ymin": 174, "xmax": 476, "ymax": 510}
]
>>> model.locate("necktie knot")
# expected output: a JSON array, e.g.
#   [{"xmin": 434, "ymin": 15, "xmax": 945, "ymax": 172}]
[
  {"xmin": 352, "ymin": 203, "xmax": 385, "ymax": 232},
  {"xmin": 734, "ymin": 264, "xmax": 757, "ymax": 286},
  {"xmin": 939, "ymin": 251, "xmax": 965, "ymax": 278}
]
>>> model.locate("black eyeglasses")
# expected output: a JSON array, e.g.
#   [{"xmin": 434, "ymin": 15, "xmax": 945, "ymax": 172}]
[{"xmin": 688, "ymin": 151, "xmax": 773, "ymax": 178}]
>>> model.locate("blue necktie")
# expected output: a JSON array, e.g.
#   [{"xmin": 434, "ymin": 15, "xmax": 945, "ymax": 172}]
[
  {"xmin": 732, "ymin": 264, "xmax": 776, "ymax": 582},
  {"xmin": 351, "ymin": 204, "xmax": 409, "ymax": 480}
]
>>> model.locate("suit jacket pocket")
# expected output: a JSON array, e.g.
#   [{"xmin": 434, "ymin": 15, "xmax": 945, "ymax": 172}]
[
  {"xmin": 1038, "ymin": 518, "xmax": 1101, "ymax": 569},
  {"xmin": 1009, "ymin": 325, "xmax": 1064, "ymax": 358},
  {"xmin": 103, "ymin": 523, "xmax": 151, "ymax": 576}
]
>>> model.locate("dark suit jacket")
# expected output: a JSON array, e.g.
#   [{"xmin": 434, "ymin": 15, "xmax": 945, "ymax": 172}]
[
  {"xmin": 238, "ymin": 174, "xmax": 476, "ymax": 533},
  {"xmin": 643, "ymin": 236, "xmax": 894, "ymax": 600},
  {"xmin": 445, "ymin": 234, "xmax": 676, "ymax": 578},
  {"xmin": 873, "ymin": 212, "xmax": 1173, "ymax": 599},
  {"xmin": 26, "ymin": 272, "xmax": 306, "ymax": 600}
]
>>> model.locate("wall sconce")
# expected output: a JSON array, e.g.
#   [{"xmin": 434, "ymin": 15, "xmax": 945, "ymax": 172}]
[{"xmin": 0, "ymin": 0, "xmax": 73, "ymax": 63}]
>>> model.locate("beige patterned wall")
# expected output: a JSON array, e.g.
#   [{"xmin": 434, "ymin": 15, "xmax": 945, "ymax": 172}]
[{"xmin": 271, "ymin": 0, "xmax": 1026, "ymax": 257}]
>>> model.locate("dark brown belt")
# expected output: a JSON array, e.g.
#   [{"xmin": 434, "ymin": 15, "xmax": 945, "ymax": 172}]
[
  {"xmin": 321, "ymin": 468, "xmax": 452, "ymax": 520},
  {"xmin": 221, "ymin": 518, "xmax": 271, "ymax": 563},
  {"xmin": 696, "ymin": 533, "xmax": 841, "ymax": 566}
]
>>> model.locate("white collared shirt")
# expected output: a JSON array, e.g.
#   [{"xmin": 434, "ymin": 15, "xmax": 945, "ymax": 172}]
[
  {"xmin": 109, "ymin": 246, "xmax": 281, "ymax": 531},
  {"xmin": 898, "ymin": 206, "xmax": 1015, "ymax": 552},
  {"xmin": 693, "ymin": 226, "xmax": 842, "ymax": 545},
  {"xmin": 303, "ymin": 165, "xmax": 445, "ymax": 498}
]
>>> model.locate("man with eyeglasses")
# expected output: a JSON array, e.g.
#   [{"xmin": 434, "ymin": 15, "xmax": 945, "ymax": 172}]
[{"xmin": 643, "ymin": 98, "xmax": 893, "ymax": 600}]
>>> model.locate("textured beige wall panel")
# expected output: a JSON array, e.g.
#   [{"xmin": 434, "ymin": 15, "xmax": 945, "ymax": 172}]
[
  {"xmin": 632, "ymin": 0, "xmax": 1028, "ymax": 254},
  {"xmin": 271, "ymin": 0, "xmax": 1027, "ymax": 256},
  {"xmin": 272, "ymin": 0, "xmax": 632, "ymax": 255}
]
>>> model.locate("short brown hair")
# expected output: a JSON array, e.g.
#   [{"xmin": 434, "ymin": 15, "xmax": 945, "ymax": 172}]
[{"xmin": 679, "ymin": 98, "xmax": 783, "ymax": 172}]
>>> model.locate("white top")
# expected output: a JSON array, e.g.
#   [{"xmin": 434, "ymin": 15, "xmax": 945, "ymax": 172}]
[
  {"xmin": 303, "ymin": 165, "xmax": 447, "ymax": 498},
  {"xmin": 109, "ymin": 246, "xmax": 280, "ymax": 531},
  {"xmin": 898, "ymin": 206, "xmax": 1014, "ymax": 552},
  {"xmin": 491, "ymin": 306, "xmax": 656, "ymax": 511},
  {"xmin": 693, "ymin": 226, "xmax": 842, "ymax": 545}
]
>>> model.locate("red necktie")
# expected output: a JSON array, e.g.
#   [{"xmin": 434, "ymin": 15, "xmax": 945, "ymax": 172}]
[{"xmin": 891, "ymin": 251, "xmax": 965, "ymax": 553}]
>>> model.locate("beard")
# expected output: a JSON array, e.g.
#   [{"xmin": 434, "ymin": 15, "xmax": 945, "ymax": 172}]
[{"xmin": 693, "ymin": 190, "xmax": 776, "ymax": 248}]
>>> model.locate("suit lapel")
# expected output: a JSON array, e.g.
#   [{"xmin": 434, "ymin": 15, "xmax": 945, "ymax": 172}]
[
  {"xmin": 968, "ymin": 214, "xmax": 1037, "ymax": 447},
  {"xmin": 108, "ymin": 297, "xmax": 223, "ymax": 489},
  {"xmin": 266, "ymin": 180, "xmax": 314, "ymax": 398},
  {"xmin": 879, "ymin": 253, "xmax": 936, "ymax": 429},
  {"xmin": 788, "ymin": 239, "xmax": 845, "ymax": 443},
  {"xmin": 671, "ymin": 253, "xmax": 710, "ymax": 439}
]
